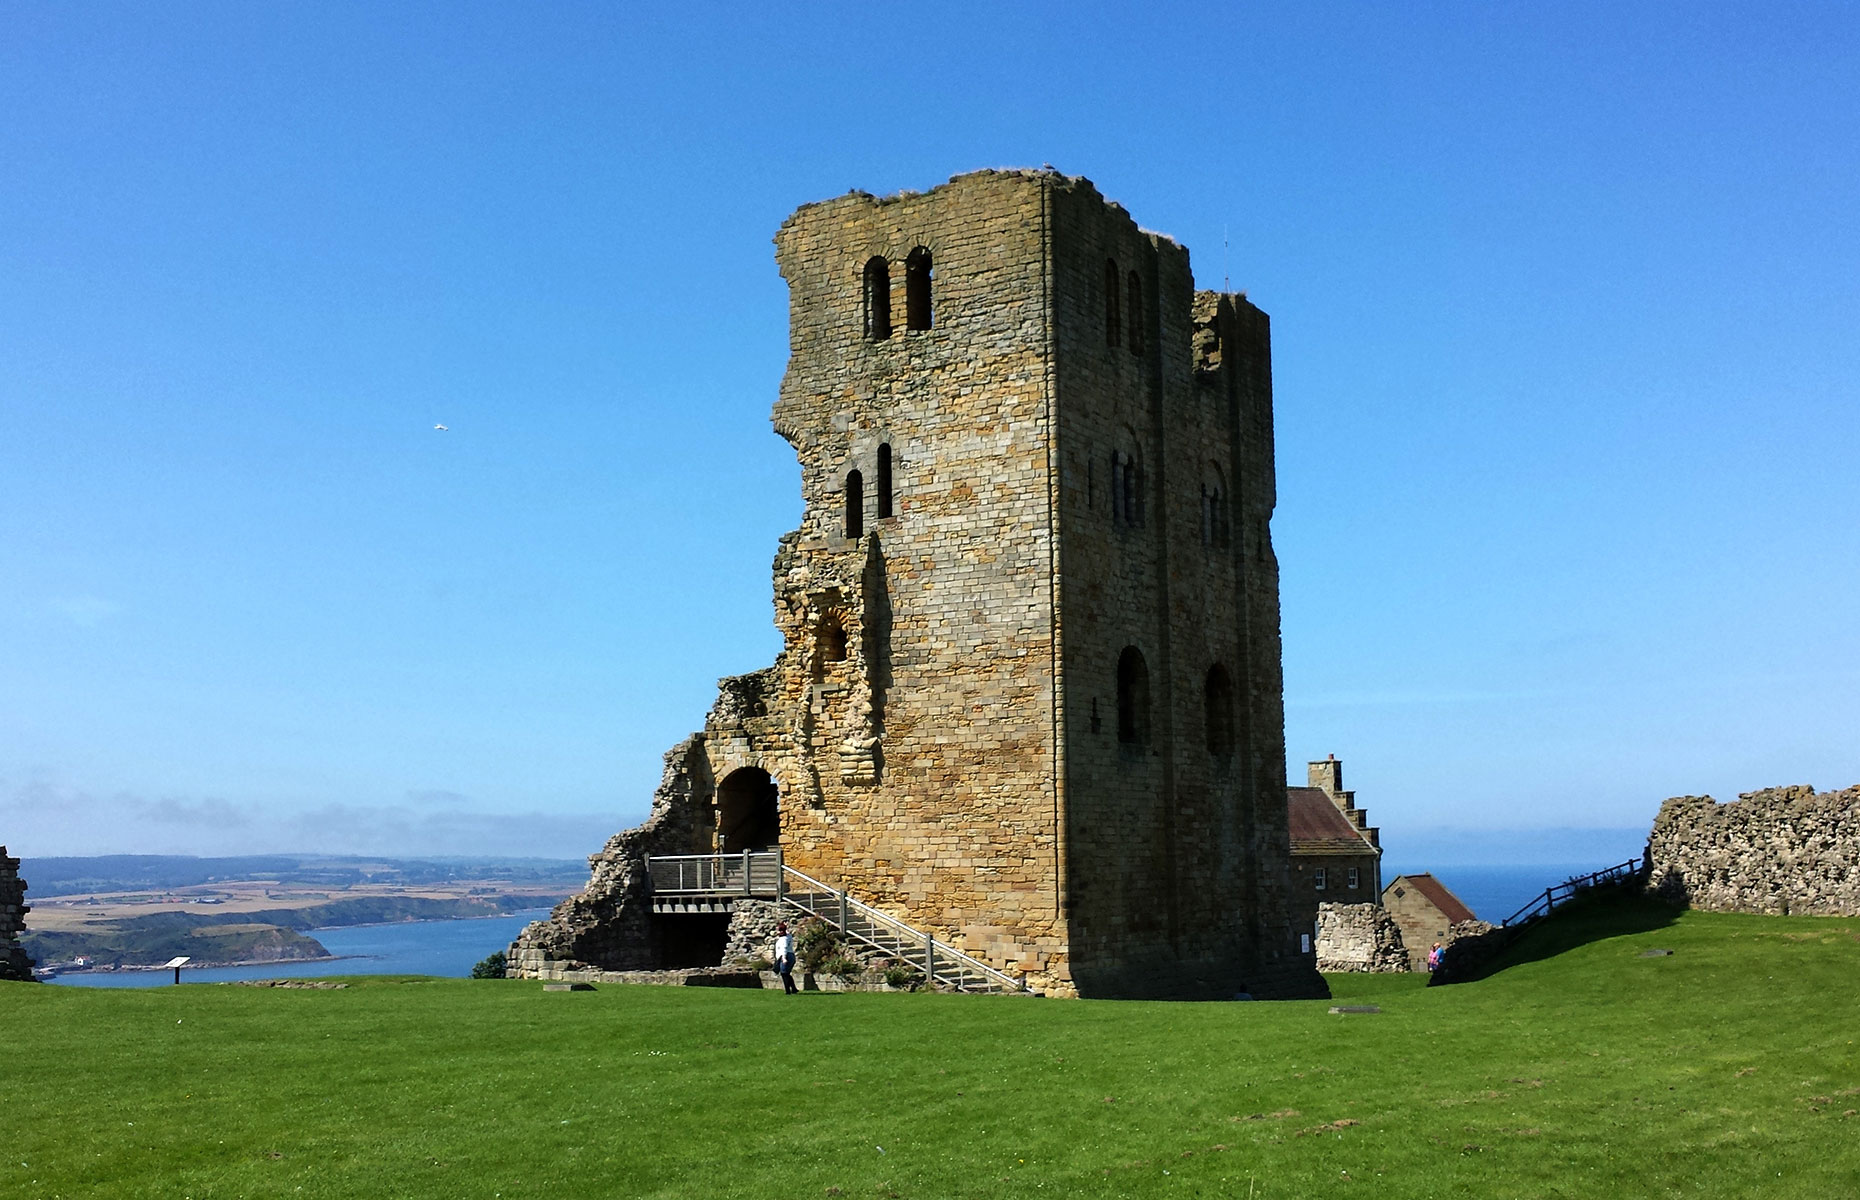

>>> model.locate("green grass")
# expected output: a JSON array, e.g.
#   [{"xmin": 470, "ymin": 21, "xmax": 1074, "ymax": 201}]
[{"xmin": 6, "ymin": 897, "xmax": 1858, "ymax": 1199}]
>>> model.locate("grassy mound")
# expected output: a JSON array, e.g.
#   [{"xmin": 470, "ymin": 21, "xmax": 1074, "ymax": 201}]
[{"xmin": 6, "ymin": 897, "xmax": 1857, "ymax": 1198}]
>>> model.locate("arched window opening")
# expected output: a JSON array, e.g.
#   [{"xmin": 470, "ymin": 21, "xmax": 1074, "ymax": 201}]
[
  {"xmin": 1117, "ymin": 646, "xmax": 1151, "ymax": 747},
  {"xmin": 717, "ymin": 767, "xmax": 780, "ymax": 852},
  {"xmin": 863, "ymin": 257, "xmax": 892, "ymax": 340},
  {"xmin": 1126, "ymin": 271, "xmax": 1144, "ymax": 356},
  {"xmin": 1205, "ymin": 665, "xmax": 1235, "ymax": 757},
  {"xmin": 876, "ymin": 443, "xmax": 893, "ymax": 519},
  {"xmin": 821, "ymin": 617, "xmax": 848, "ymax": 665},
  {"xmin": 1201, "ymin": 466, "xmax": 1230, "ymax": 550},
  {"xmin": 905, "ymin": 248, "xmax": 933, "ymax": 331},
  {"xmin": 1104, "ymin": 259, "xmax": 1121, "ymax": 348},
  {"xmin": 845, "ymin": 469, "xmax": 864, "ymax": 540},
  {"xmin": 1112, "ymin": 447, "xmax": 1143, "ymax": 526}
]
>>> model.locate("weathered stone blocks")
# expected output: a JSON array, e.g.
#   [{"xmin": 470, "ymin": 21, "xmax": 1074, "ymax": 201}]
[
  {"xmin": 1648, "ymin": 784, "xmax": 1860, "ymax": 915},
  {"xmin": 0, "ymin": 846, "xmax": 33, "ymax": 983}
]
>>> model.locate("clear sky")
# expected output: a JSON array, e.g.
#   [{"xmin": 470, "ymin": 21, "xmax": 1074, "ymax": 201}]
[{"xmin": 3, "ymin": 3, "xmax": 1855, "ymax": 866}]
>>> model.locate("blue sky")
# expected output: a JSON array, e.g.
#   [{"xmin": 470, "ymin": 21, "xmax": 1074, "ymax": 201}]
[{"xmin": 3, "ymin": 3, "xmax": 1855, "ymax": 865}]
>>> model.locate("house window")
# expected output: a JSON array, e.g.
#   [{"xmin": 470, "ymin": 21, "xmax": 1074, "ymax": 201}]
[
  {"xmin": 1314, "ymin": 867, "xmax": 1327, "ymax": 891},
  {"xmin": 1347, "ymin": 867, "xmax": 1360, "ymax": 889},
  {"xmin": 905, "ymin": 248, "xmax": 933, "ymax": 330},
  {"xmin": 863, "ymin": 257, "xmax": 891, "ymax": 340},
  {"xmin": 876, "ymin": 443, "xmax": 893, "ymax": 519},
  {"xmin": 845, "ymin": 469, "xmax": 864, "ymax": 539},
  {"xmin": 1116, "ymin": 646, "xmax": 1150, "ymax": 746}
]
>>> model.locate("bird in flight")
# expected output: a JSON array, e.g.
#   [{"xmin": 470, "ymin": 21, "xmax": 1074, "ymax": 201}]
[{"xmin": 434, "ymin": 424, "xmax": 449, "ymax": 431}]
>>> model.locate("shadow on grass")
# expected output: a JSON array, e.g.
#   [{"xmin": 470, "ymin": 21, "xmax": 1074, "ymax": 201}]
[{"xmin": 1430, "ymin": 885, "xmax": 1683, "ymax": 985}]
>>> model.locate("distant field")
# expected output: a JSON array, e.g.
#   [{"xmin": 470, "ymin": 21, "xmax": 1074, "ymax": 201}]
[
  {"xmin": 21, "ymin": 855, "xmax": 577, "ymax": 968},
  {"xmin": 6, "ymin": 895, "xmax": 1857, "ymax": 1198}
]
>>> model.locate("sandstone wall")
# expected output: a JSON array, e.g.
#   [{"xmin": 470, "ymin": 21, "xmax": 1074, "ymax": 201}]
[
  {"xmin": 1314, "ymin": 902, "xmax": 1409, "ymax": 973},
  {"xmin": 0, "ymin": 846, "xmax": 33, "ymax": 982},
  {"xmin": 1648, "ymin": 784, "xmax": 1860, "ymax": 915}
]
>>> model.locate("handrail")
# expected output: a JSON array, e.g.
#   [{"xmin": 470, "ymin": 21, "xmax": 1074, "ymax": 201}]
[
  {"xmin": 642, "ymin": 852, "xmax": 1024, "ymax": 993},
  {"xmin": 1500, "ymin": 858, "xmax": 1645, "ymax": 928},
  {"xmin": 779, "ymin": 864, "xmax": 1026, "ymax": 993}
]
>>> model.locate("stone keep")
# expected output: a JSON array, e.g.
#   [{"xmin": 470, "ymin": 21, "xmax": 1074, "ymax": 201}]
[{"xmin": 513, "ymin": 169, "xmax": 1324, "ymax": 999}]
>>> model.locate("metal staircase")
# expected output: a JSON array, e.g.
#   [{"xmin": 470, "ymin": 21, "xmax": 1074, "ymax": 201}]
[{"xmin": 645, "ymin": 851, "xmax": 1026, "ymax": 994}]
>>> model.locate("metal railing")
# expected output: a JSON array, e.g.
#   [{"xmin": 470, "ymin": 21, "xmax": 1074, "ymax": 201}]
[
  {"xmin": 646, "ymin": 850, "xmax": 784, "ymax": 897},
  {"xmin": 644, "ymin": 851, "xmax": 1025, "ymax": 994},
  {"xmin": 1501, "ymin": 858, "xmax": 1646, "ymax": 928}
]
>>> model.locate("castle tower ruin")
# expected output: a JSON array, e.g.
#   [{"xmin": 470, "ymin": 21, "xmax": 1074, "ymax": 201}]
[{"xmin": 512, "ymin": 170, "xmax": 1323, "ymax": 999}]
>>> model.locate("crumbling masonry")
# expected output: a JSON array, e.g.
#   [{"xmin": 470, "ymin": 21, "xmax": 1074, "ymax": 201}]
[
  {"xmin": 512, "ymin": 169, "xmax": 1326, "ymax": 999},
  {"xmin": 0, "ymin": 847, "xmax": 33, "ymax": 983}
]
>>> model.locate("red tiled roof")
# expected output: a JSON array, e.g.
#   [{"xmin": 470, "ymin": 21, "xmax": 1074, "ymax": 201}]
[
  {"xmin": 1389, "ymin": 873, "xmax": 1476, "ymax": 924},
  {"xmin": 1287, "ymin": 787, "xmax": 1377, "ymax": 854}
]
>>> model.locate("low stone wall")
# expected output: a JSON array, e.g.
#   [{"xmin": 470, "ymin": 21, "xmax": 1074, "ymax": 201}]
[
  {"xmin": 1648, "ymin": 784, "xmax": 1860, "ymax": 916},
  {"xmin": 1426, "ymin": 921, "xmax": 1506, "ymax": 985},
  {"xmin": 1, "ymin": 846, "xmax": 33, "ymax": 982},
  {"xmin": 1314, "ymin": 903, "xmax": 1410, "ymax": 973}
]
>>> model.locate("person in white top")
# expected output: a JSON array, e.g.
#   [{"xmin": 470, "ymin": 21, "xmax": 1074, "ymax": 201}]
[{"xmin": 773, "ymin": 922, "xmax": 798, "ymax": 994}]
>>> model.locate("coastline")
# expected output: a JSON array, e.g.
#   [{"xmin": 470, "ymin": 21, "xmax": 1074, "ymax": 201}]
[{"xmin": 42, "ymin": 953, "xmax": 350, "ymax": 976}]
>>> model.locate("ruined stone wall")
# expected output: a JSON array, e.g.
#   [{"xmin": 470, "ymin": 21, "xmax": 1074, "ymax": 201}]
[
  {"xmin": 508, "ymin": 737, "xmax": 713, "ymax": 977},
  {"xmin": 1314, "ymin": 902, "xmax": 1409, "ymax": 973},
  {"xmin": 1648, "ymin": 784, "xmax": 1860, "ymax": 915},
  {"xmin": 0, "ymin": 846, "xmax": 33, "ymax": 982}
]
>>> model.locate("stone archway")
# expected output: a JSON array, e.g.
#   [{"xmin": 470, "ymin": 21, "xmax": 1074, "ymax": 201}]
[{"xmin": 717, "ymin": 767, "xmax": 780, "ymax": 852}]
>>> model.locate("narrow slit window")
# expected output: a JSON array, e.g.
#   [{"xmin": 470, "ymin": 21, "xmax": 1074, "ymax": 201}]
[
  {"xmin": 905, "ymin": 248, "xmax": 933, "ymax": 331},
  {"xmin": 1127, "ymin": 271, "xmax": 1144, "ymax": 356},
  {"xmin": 876, "ymin": 443, "xmax": 893, "ymax": 519},
  {"xmin": 1104, "ymin": 259, "xmax": 1121, "ymax": 348},
  {"xmin": 1204, "ymin": 665, "xmax": 1234, "ymax": 757},
  {"xmin": 1117, "ymin": 646, "xmax": 1150, "ymax": 746},
  {"xmin": 845, "ymin": 469, "xmax": 864, "ymax": 540},
  {"xmin": 863, "ymin": 257, "xmax": 891, "ymax": 340}
]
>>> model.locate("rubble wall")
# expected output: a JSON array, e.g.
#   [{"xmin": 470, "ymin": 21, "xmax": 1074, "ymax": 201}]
[
  {"xmin": 1314, "ymin": 902, "xmax": 1410, "ymax": 973},
  {"xmin": 0, "ymin": 846, "xmax": 33, "ymax": 982},
  {"xmin": 1648, "ymin": 784, "xmax": 1860, "ymax": 915}
]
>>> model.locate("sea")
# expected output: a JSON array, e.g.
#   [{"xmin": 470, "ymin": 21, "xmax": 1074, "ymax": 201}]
[
  {"xmin": 1385, "ymin": 863, "xmax": 1616, "ymax": 926},
  {"xmin": 43, "ymin": 863, "xmax": 1613, "ymax": 988},
  {"xmin": 44, "ymin": 908, "xmax": 552, "ymax": 989}
]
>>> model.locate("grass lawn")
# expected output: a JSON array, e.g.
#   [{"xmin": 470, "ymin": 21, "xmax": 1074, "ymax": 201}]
[{"xmin": 7, "ymin": 895, "xmax": 1858, "ymax": 1198}]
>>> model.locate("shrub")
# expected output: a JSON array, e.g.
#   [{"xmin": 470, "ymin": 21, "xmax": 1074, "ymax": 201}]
[
  {"xmin": 470, "ymin": 951, "xmax": 507, "ymax": 979},
  {"xmin": 882, "ymin": 959, "xmax": 922, "ymax": 990},
  {"xmin": 795, "ymin": 918, "xmax": 841, "ymax": 971},
  {"xmin": 820, "ymin": 953, "xmax": 863, "ymax": 979}
]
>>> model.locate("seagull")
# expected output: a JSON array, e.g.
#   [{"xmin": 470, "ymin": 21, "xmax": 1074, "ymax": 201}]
[{"xmin": 434, "ymin": 424, "xmax": 449, "ymax": 431}]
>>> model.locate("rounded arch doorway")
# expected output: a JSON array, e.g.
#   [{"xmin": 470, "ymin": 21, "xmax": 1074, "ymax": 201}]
[{"xmin": 717, "ymin": 767, "xmax": 780, "ymax": 852}]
